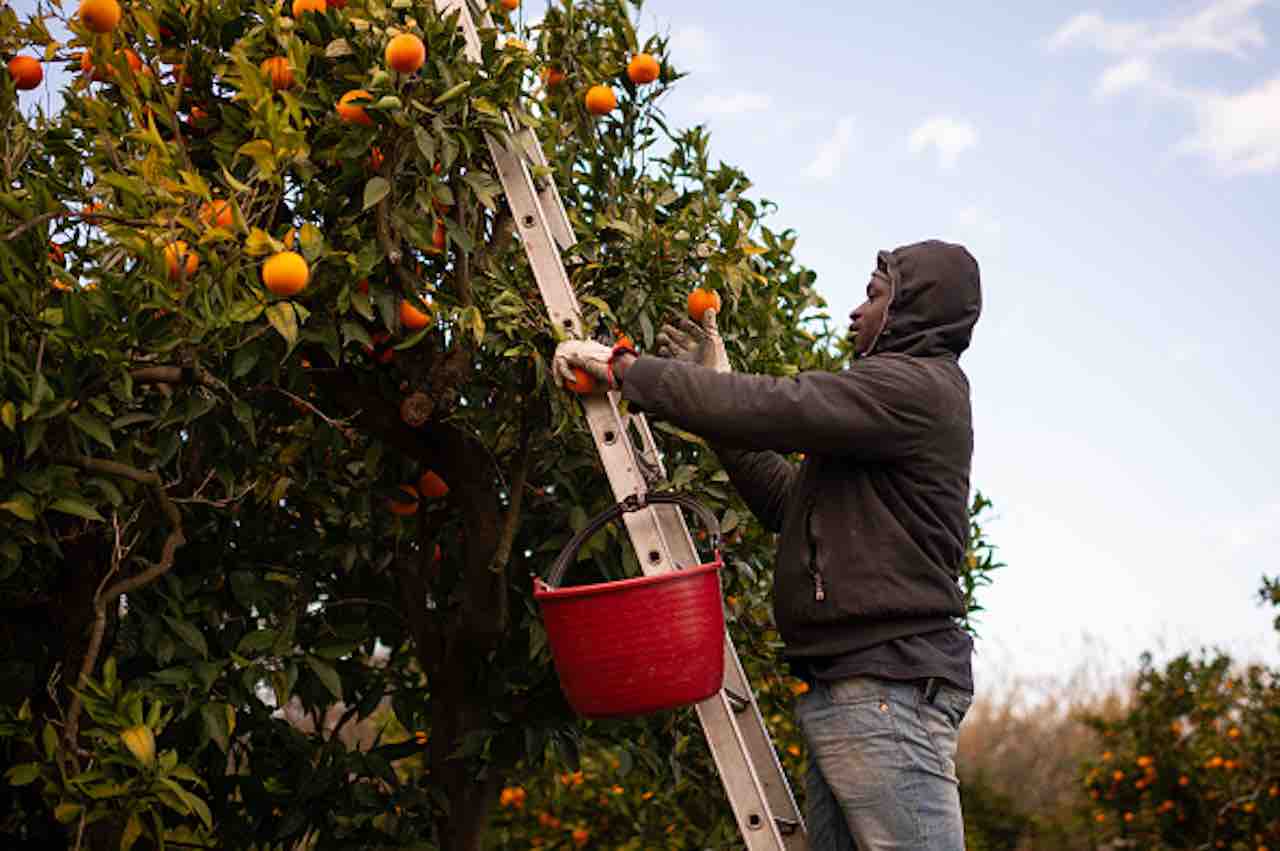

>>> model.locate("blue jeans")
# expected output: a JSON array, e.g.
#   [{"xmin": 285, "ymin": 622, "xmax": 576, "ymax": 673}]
[{"xmin": 795, "ymin": 676, "xmax": 972, "ymax": 850}]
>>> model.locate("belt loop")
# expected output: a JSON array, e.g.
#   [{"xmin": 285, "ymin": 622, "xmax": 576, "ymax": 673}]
[{"xmin": 923, "ymin": 677, "xmax": 940, "ymax": 704}]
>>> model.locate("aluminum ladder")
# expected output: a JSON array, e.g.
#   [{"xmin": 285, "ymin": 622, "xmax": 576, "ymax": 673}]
[{"xmin": 434, "ymin": 1, "xmax": 806, "ymax": 846}]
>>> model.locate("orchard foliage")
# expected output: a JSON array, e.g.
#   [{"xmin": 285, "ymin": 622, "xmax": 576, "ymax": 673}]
[{"xmin": 0, "ymin": 0, "xmax": 996, "ymax": 849}]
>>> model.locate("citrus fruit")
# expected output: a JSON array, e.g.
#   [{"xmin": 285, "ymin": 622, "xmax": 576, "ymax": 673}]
[
  {"xmin": 564, "ymin": 366, "xmax": 596, "ymax": 394},
  {"xmin": 337, "ymin": 89, "xmax": 374, "ymax": 126},
  {"xmin": 292, "ymin": 0, "xmax": 326, "ymax": 15},
  {"xmin": 627, "ymin": 53, "xmax": 660, "ymax": 85},
  {"xmin": 584, "ymin": 84, "xmax": 616, "ymax": 115},
  {"xmin": 385, "ymin": 33, "xmax": 426, "ymax": 74},
  {"xmin": 501, "ymin": 0, "xmax": 519, "ymax": 10},
  {"xmin": 79, "ymin": 0, "xmax": 122, "ymax": 33},
  {"xmin": 327, "ymin": 0, "xmax": 347, "ymax": 7},
  {"xmin": 7, "ymin": 56, "xmax": 43, "ymax": 90},
  {"xmin": 262, "ymin": 251, "xmax": 310, "ymax": 296},
  {"xmin": 260, "ymin": 56, "xmax": 294, "ymax": 90},
  {"xmin": 418, "ymin": 470, "xmax": 448, "ymax": 499},
  {"xmin": 400, "ymin": 298, "xmax": 431, "ymax": 330},
  {"xmin": 687, "ymin": 288, "xmax": 721, "ymax": 322},
  {"xmin": 199, "ymin": 199, "xmax": 234, "ymax": 229},
  {"xmin": 389, "ymin": 484, "xmax": 419, "ymax": 516},
  {"xmin": 163, "ymin": 241, "xmax": 198, "ymax": 281},
  {"xmin": 541, "ymin": 66, "xmax": 566, "ymax": 88},
  {"xmin": 431, "ymin": 220, "xmax": 446, "ymax": 252}
]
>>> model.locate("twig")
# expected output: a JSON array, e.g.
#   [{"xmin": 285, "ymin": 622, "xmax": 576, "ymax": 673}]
[{"xmin": 248, "ymin": 385, "xmax": 360, "ymax": 443}]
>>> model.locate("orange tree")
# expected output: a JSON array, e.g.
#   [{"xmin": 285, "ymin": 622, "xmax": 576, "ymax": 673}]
[
  {"xmin": 0, "ymin": 1, "xmax": 1002, "ymax": 848},
  {"xmin": 1080, "ymin": 577, "xmax": 1280, "ymax": 850}
]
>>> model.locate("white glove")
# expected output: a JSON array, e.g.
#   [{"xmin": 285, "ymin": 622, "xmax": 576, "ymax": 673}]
[
  {"xmin": 552, "ymin": 340, "xmax": 616, "ymax": 391},
  {"xmin": 655, "ymin": 308, "xmax": 730, "ymax": 373}
]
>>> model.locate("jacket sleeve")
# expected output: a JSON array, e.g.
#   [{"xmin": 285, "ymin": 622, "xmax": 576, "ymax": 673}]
[
  {"xmin": 712, "ymin": 447, "xmax": 796, "ymax": 533},
  {"xmin": 620, "ymin": 354, "xmax": 937, "ymax": 459}
]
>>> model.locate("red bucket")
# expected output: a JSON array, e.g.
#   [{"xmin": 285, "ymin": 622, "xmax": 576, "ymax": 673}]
[{"xmin": 534, "ymin": 493, "xmax": 725, "ymax": 718}]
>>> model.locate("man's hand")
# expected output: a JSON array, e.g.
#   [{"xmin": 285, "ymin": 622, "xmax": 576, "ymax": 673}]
[
  {"xmin": 552, "ymin": 340, "xmax": 615, "ymax": 392},
  {"xmin": 655, "ymin": 308, "xmax": 730, "ymax": 373}
]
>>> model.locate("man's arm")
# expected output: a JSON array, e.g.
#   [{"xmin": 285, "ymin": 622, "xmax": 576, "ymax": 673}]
[
  {"xmin": 616, "ymin": 353, "xmax": 934, "ymax": 459},
  {"xmin": 713, "ymin": 447, "xmax": 796, "ymax": 533}
]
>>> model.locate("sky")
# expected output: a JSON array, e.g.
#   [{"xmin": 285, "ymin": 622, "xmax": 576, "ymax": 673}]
[{"xmin": 11, "ymin": 0, "xmax": 1279, "ymax": 693}]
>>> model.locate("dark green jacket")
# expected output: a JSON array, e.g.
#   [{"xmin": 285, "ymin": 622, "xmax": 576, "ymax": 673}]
[{"xmin": 621, "ymin": 240, "xmax": 982, "ymax": 658}]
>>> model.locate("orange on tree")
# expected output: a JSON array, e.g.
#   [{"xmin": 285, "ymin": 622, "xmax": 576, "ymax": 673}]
[
  {"xmin": 262, "ymin": 250, "xmax": 310, "ymax": 296},
  {"xmin": 418, "ymin": 470, "xmax": 448, "ymax": 499},
  {"xmin": 584, "ymin": 84, "xmax": 616, "ymax": 115},
  {"xmin": 627, "ymin": 52, "xmax": 660, "ymax": 85},
  {"xmin": 541, "ymin": 66, "xmax": 566, "ymax": 88},
  {"xmin": 79, "ymin": 51, "xmax": 106, "ymax": 82},
  {"xmin": 388, "ymin": 484, "xmax": 419, "ymax": 516},
  {"xmin": 8, "ymin": 56, "xmax": 43, "ymax": 90},
  {"xmin": 198, "ymin": 199, "xmax": 234, "ymax": 229},
  {"xmin": 500, "ymin": 0, "xmax": 519, "ymax": 10},
  {"xmin": 431, "ymin": 220, "xmax": 446, "ymax": 252},
  {"xmin": 48, "ymin": 242, "xmax": 65, "ymax": 265},
  {"xmin": 121, "ymin": 49, "xmax": 143, "ymax": 75},
  {"xmin": 385, "ymin": 33, "xmax": 426, "ymax": 74},
  {"xmin": 337, "ymin": 89, "xmax": 374, "ymax": 126},
  {"xmin": 368, "ymin": 146, "xmax": 384, "ymax": 171},
  {"xmin": 563, "ymin": 366, "xmax": 596, "ymax": 394},
  {"xmin": 79, "ymin": 0, "xmax": 122, "ymax": 33},
  {"xmin": 260, "ymin": 57, "xmax": 294, "ymax": 91},
  {"xmin": 326, "ymin": 0, "xmax": 347, "ymax": 6},
  {"xmin": 292, "ymin": 0, "xmax": 326, "ymax": 15},
  {"xmin": 687, "ymin": 287, "xmax": 721, "ymax": 322},
  {"xmin": 400, "ymin": 298, "xmax": 431, "ymax": 330},
  {"xmin": 163, "ymin": 241, "xmax": 198, "ymax": 281}
]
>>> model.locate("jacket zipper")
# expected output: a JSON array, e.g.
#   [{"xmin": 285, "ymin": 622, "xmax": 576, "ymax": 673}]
[{"xmin": 804, "ymin": 499, "xmax": 825, "ymax": 601}]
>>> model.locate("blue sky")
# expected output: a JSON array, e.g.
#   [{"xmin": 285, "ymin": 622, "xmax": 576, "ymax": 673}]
[
  {"xmin": 12, "ymin": 0, "xmax": 1279, "ymax": 690},
  {"xmin": 612, "ymin": 0, "xmax": 1280, "ymax": 687}
]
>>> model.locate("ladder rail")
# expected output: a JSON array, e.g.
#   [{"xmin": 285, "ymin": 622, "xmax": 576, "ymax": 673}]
[{"xmin": 434, "ymin": 3, "xmax": 806, "ymax": 846}]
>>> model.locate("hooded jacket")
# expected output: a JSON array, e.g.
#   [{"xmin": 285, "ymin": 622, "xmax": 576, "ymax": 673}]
[{"xmin": 621, "ymin": 240, "xmax": 982, "ymax": 658}]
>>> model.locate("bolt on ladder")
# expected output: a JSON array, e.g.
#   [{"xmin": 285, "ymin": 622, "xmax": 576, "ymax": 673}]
[{"xmin": 434, "ymin": 1, "xmax": 806, "ymax": 846}]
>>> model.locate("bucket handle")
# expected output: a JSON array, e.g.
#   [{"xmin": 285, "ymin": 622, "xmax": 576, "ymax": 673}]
[{"xmin": 540, "ymin": 492, "xmax": 722, "ymax": 590}]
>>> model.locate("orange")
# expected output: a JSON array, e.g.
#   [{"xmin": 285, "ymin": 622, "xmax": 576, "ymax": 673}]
[
  {"xmin": 627, "ymin": 53, "xmax": 660, "ymax": 85},
  {"xmin": 49, "ymin": 243, "xmax": 65, "ymax": 265},
  {"xmin": 292, "ymin": 0, "xmax": 326, "ymax": 15},
  {"xmin": 564, "ymin": 366, "xmax": 596, "ymax": 394},
  {"xmin": 79, "ymin": 51, "xmax": 105, "ymax": 81},
  {"xmin": 501, "ymin": 0, "xmax": 519, "ymax": 9},
  {"xmin": 400, "ymin": 298, "xmax": 431, "ymax": 330},
  {"xmin": 417, "ymin": 470, "xmax": 448, "ymax": 499},
  {"xmin": 687, "ymin": 288, "xmax": 721, "ymax": 322},
  {"xmin": 431, "ymin": 220, "xmax": 446, "ymax": 252},
  {"xmin": 79, "ymin": 0, "xmax": 122, "ymax": 33},
  {"xmin": 260, "ymin": 56, "xmax": 294, "ymax": 91},
  {"xmin": 385, "ymin": 33, "xmax": 426, "ymax": 74},
  {"xmin": 8, "ymin": 56, "xmax": 43, "ymax": 90},
  {"xmin": 262, "ymin": 251, "xmax": 310, "ymax": 296},
  {"xmin": 337, "ymin": 89, "xmax": 374, "ymax": 126},
  {"xmin": 326, "ymin": 0, "xmax": 347, "ymax": 6},
  {"xmin": 615, "ymin": 332, "xmax": 634, "ymax": 350},
  {"xmin": 368, "ymin": 146, "xmax": 384, "ymax": 171},
  {"xmin": 388, "ymin": 484, "xmax": 419, "ymax": 516},
  {"xmin": 199, "ymin": 199, "xmax": 234, "ymax": 229},
  {"xmin": 541, "ymin": 66, "xmax": 566, "ymax": 88},
  {"xmin": 584, "ymin": 84, "xmax": 616, "ymax": 116},
  {"xmin": 122, "ymin": 49, "xmax": 143, "ymax": 75},
  {"xmin": 163, "ymin": 241, "xmax": 198, "ymax": 281}
]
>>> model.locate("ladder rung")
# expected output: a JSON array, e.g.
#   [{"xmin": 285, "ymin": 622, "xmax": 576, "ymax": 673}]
[
  {"xmin": 723, "ymin": 686, "xmax": 751, "ymax": 714},
  {"xmin": 775, "ymin": 818, "xmax": 801, "ymax": 836}
]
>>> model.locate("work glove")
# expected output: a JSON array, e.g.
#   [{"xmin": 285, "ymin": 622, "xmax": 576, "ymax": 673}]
[
  {"xmin": 655, "ymin": 308, "xmax": 730, "ymax": 373},
  {"xmin": 552, "ymin": 340, "xmax": 617, "ymax": 392}
]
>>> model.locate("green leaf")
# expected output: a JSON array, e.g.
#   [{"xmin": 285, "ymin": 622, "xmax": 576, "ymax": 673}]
[
  {"xmin": 236, "ymin": 628, "xmax": 277, "ymax": 654},
  {"xmin": 1, "ymin": 401, "xmax": 15, "ymax": 431},
  {"xmin": 265, "ymin": 302, "xmax": 299, "ymax": 351},
  {"xmin": 5, "ymin": 763, "xmax": 40, "ymax": 786},
  {"xmin": 306, "ymin": 655, "xmax": 343, "ymax": 701},
  {"xmin": 434, "ymin": 80, "xmax": 471, "ymax": 105},
  {"xmin": 462, "ymin": 171, "xmax": 501, "ymax": 211},
  {"xmin": 49, "ymin": 497, "xmax": 105, "ymax": 522},
  {"xmin": 120, "ymin": 813, "xmax": 144, "ymax": 851},
  {"xmin": 414, "ymin": 125, "xmax": 435, "ymax": 162},
  {"xmin": 202, "ymin": 702, "xmax": 231, "ymax": 753},
  {"xmin": 362, "ymin": 177, "xmax": 390, "ymax": 210},
  {"xmin": 0, "ymin": 494, "xmax": 36, "ymax": 522},
  {"xmin": 70, "ymin": 412, "xmax": 114, "ymax": 450},
  {"xmin": 53, "ymin": 801, "xmax": 82, "ymax": 824},
  {"xmin": 163, "ymin": 615, "xmax": 209, "ymax": 660}
]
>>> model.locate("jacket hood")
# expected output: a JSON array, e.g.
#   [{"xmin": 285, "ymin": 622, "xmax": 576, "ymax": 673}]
[{"xmin": 873, "ymin": 240, "xmax": 981, "ymax": 359}]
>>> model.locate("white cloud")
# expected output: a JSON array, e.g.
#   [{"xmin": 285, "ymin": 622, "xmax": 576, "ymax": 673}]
[
  {"xmin": 1095, "ymin": 58, "xmax": 1154, "ymax": 98},
  {"xmin": 1179, "ymin": 77, "xmax": 1280, "ymax": 174},
  {"xmin": 1048, "ymin": 0, "xmax": 1266, "ymax": 58},
  {"xmin": 802, "ymin": 116, "xmax": 855, "ymax": 179},
  {"xmin": 670, "ymin": 26, "xmax": 719, "ymax": 74},
  {"xmin": 693, "ymin": 91, "xmax": 772, "ymax": 117},
  {"xmin": 908, "ymin": 117, "xmax": 979, "ymax": 169}
]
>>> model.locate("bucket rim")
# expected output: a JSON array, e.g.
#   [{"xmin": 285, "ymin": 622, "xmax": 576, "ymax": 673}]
[{"xmin": 533, "ymin": 559, "xmax": 721, "ymax": 601}]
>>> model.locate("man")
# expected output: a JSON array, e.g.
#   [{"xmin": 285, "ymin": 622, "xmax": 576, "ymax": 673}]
[{"xmin": 553, "ymin": 240, "xmax": 982, "ymax": 850}]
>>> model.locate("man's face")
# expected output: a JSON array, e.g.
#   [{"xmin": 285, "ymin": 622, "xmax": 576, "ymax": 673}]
[{"xmin": 849, "ymin": 269, "xmax": 893, "ymax": 357}]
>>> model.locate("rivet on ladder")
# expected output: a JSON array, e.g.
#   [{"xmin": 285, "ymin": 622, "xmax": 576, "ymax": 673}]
[
  {"xmin": 647, "ymin": 550, "xmax": 661, "ymax": 564},
  {"xmin": 603, "ymin": 430, "xmax": 616, "ymax": 444},
  {"xmin": 522, "ymin": 214, "xmax": 536, "ymax": 228},
  {"xmin": 747, "ymin": 813, "xmax": 763, "ymax": 830}
]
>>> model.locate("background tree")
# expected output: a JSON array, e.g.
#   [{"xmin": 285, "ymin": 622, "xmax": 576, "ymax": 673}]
[{"xmin": 0, "ymin": 1, "xmax": 1001, "ymax": 848}]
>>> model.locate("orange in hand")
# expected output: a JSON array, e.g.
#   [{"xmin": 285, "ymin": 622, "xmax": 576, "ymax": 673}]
[
  {"xmin": 687, "ymin": 288, "xmax": 721, "ymax": 323},
  {"xmin": 564, "ymin": 367, "xmax": 596, "ymax": 394}
]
